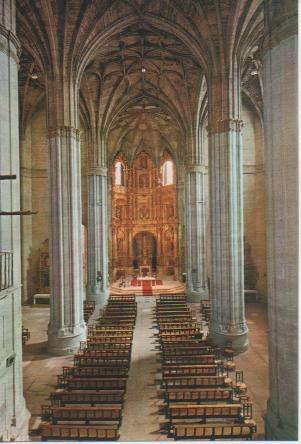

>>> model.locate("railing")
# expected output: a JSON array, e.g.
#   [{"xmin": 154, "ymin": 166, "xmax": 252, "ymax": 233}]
[{"xmin": 0, "ymin": 251, "xmax": 13, "ymax": 291}]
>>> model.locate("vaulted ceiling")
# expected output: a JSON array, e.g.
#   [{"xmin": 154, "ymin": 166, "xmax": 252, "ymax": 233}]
[
  {"xmin": 17, "ymin": 0, "xmax": 264, "ymax": 157},
  {"xmin": 79, "ymin": 22, "xmax": 203, "ymax": 159}
]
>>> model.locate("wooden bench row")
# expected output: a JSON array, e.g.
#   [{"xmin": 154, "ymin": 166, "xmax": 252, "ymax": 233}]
[
  {"xmin": 41, "ymin": 422, "xmax": 119, "ymax": 441},
  {"xmin": 172, "ymin": 421, "xmax": 256, "ymax": 441},
  {"xmin": 41, "ymin": 294, "xmax": 137, "ymax": 441},
  {"xmin": 168, "ymin": 402, "xmax": 253, "ymax": 421},
  {"xmin": 56, "ymin": 376, "xmax": 128, "ymax": 391},
  {"xmin": 42, "ymin": 404, "xmax": 122, "ymax": 424},
  {"xmin": 81, "ymin": 340, "xmax": 131, "ymax": 351},
  {"xmin": 159, "ymin": 294, "xmax": 186, "ymax": 302},
  {"xmin": 155, "ymin": 297, "xmax": 256, "ymax": 441},
  {"xmin": 61, "ymin": 365, "xmax": 128, "ymax": 379},
  {"xmin": 162, "ymin": 364, "xmax": 222, "ymax": 378},
  {"xmin": 50, "ymin": 389, "xmax": 125, "ymax": 406}
]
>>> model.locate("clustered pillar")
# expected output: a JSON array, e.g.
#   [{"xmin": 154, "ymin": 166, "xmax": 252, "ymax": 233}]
[
  {"xmin": 87, "ymin": 169, "xmax": 109, "ymax": 306},
  {"xmin": 47, "ymin": 126, "xmax": 86, "ymax": 355},
  {"xmin": 185, "ymin": 165, "xmax": 208, "ymax": 302},
  {"xmin": 207, "ymin": 119, "xmax": 248, "ymax": 352},
  {"xmin": 0, "ymin": 2, "xmax": 30, "ymax": 439},
  {"xmin": 263, "ymin": 0, "xmax": 298, "ymax": 439}
]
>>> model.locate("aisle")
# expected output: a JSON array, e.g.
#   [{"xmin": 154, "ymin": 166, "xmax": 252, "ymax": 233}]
[{"xmin": 119, "ymin": 296, "xmax": 169, "ymax": 441}]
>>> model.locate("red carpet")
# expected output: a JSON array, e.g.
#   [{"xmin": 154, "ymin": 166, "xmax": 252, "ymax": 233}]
[{"xmin": 142, "ymin": 280, "xmax": 152, "ymax": 295}]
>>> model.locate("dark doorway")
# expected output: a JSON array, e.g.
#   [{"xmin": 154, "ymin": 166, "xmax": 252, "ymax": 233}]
[{"xmin": 132, "ymin": 232, "xmax": 157, "ymax": 272}]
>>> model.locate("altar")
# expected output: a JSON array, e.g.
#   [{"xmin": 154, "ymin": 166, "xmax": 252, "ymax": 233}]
[{"xmin": 139, "ymin": 265, "xmax": 151, "ymax": 277}]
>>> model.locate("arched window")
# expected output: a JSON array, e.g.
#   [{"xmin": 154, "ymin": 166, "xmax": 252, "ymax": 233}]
[
  {"xmin": 115, "ymin": 161, "xmax": 125, "ymax": 186},
  {"xmin": 162, "ymin": 160, "xmax": 174, "ymax": 185}
]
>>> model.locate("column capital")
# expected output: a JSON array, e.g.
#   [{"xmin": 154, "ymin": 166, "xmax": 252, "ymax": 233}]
[
  {"xmin": 48, "ymin": 126, "xmax": 80, "ymax": 140},
  {"xmin": 207, "ymin": 119, "xmax": 244, "ymax": 135},
  {"xmin": 87, "ymin": 166, "xmax": 108, "ymax": 177},
  {"xmin": 185, "ymin": 165, "xmax": 207, "ymax": 174},
  {"xmin": 0, "ymin": 24, "xmax": 21, "ymax": 63}
]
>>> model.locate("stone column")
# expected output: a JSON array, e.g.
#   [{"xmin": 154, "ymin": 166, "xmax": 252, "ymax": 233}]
[
  {"xmin": 87, "ymin": 168, "xmax": 109, "ymax": 306},
  {"xmin": 0, "ymin": 4, "xmax": 30, "ymax": 440},
  {"xmin": 185, "ymin": 165, "xmax": 208, "ymax": 301},
  {"xmin": 47, "ymin": 127, "xmax": 86, "ymax": 355},
  {"xmin": 263, "ymin": 1, "xmax": 298, "ymax": 439},
  {"xmin": 208, "ymin": 119, "xmax": 248, "ymax": 352}
]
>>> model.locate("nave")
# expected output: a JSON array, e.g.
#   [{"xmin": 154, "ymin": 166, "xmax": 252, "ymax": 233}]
[{"xmin": 22, "ymin": 296, "xmax": 268, "ymax": 441}]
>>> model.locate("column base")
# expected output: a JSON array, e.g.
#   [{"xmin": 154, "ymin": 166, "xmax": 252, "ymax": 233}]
[
  {"xmin": 47, "ymin": 323, "xmax": 86, "ymax": 355},
  {"xmin": 186, "ymin": 289, "xmax": 208, "ymax": 303},
  {"xmin": 87, "ymin": 288, "xmax": 109, "ymax": 307},
  {"xmin": 265, "ymin": 400, "xmax": 298, "ymax": 441},
  {"xmin": 209, "ymin": 327, "xmax": 248, "ymax": 354},
  {"xmin": 10, "ymin": 403, "xmax": 30, "ymax": 442}
]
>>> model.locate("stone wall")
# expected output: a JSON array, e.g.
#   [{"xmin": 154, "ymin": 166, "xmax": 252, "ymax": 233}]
[
  {"xmin": 21, "ymin": 107, "xmax": 48, "ymax": 303},
  {"xmin": 242, "ymin": 104, "xmax": 267, "ymax": 300}
]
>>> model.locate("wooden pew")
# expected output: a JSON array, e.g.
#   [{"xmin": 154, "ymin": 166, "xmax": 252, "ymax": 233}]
[
  {"xmin": 61, "ymin": 365, "xmax": 128, "ymax": 378},
  {"xmin": 163, "ymin": 375, "xmax": 232, "ymax": 389},
  {"xmin": 159, "ymin": 333, "xmax": 203, "ymax": 343},
  {"xmin": 73, "ymin": 355, "xmax": 129, "ymax": 368},
  {"xmin": 165, "ymin": 388, "xmax": 233, "ymax": 404},
  {"xmin": 156, "ymin": 307, "xmax": 190, "ymax": 314},
  {"xmin": 57, "ymin": 376, "xmax": 127, "ymax": 391},
  {"xmin": 96, "ymin": 319, "xmax": 136, "ymax": 326},
  {"xmin": 155, "ymin": 299, "xmax": 188, "ymax": 307},
  {"xmin": 171, "ymin": 421, "xmax": 257, "ymax": 441},
  {"xmin": 161, "ymin": 339, "xmax": 205, "ymax": 348},
  {"xmin": 156, "ymin": 305, "xmax": 188, "ymax": 311},
  {"xmin": 162, "ymin": 346, "xmax": 215, "ymax": 357},
  {"xmin": 159, "ymin": 326, "xmax": 203, "ymax": 338},
  {"xmin": 88, "ymin": 325, "xmax": 134, "ymax": 333},
  {"xmin": 86, "ymin": 336, "xmax": 132, "ymax": 346},
  {"xmin": 109, "ymin": 295, "xmax": 135, "ymax": 302},
  {"xmin": 168, "ymin": 402, "xmax": 253, "ymax": 421},
  {"xmin": 100, "ymin": 313, "xmax": 136, "ymax": 320},
  {"xmin": 99, "ymin": 316, "xmax": 136, "ymax": 324},
  {"xmin": 159, "ymin": 294, "xmax": 186, "ymax": 302},
  {"xmin": 158, "ymin": 322, "xmax": 199, "ymax": 331},
  {"xmin": 105, "ymin": 305, "xmax": 137, "ymax": 311},
  {"xmin": 42, "ymin": 404, "xmax": 122, "ymax": 424},
  {"xmin": 87, "ymin": 330, "xmax": 133, "ymax": 338},
  {"xmin": 162, "ymin": 355, "xmax": 216, "ymax": 365},
  {"xmin": 50, "ymin": 389, "xmax": 125, "ymax": 406},
  {"xmin": 41, "ymin": 422, "xmax": 119, "ymax": 441},
  {"xmin": 77, "ymin": 349, "xmax": 131, "ymax": 359},
  {"xmin": 162, "ymin": 364, "xmax": 220, "ymax": 378},
  {"xmin": 156, "ymin": 314, "xmax": 194, "ymax": 322},
  {"xmin": 81, "ymin": 341, "xmax": 131, "ymax": 352}
]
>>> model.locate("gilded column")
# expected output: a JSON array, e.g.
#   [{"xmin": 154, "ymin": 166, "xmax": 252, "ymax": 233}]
[
  {"xmin": 263, "ymin": 0, "xmax": 298, "ymax": 439},
  {"xmin": 47, "ymin": 127, "xmax": 86, "ymax": 354}
]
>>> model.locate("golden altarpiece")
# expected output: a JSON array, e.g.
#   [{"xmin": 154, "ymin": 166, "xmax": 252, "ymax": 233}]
[{"xmin": 111, "ymin": 151, "xmax": 179, "ymax": 280}]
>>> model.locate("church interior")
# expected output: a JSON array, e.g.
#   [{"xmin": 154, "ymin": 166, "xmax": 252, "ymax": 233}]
[{"xmin": 0, "ymin": 0, "xmax": 298, "ymax": 442}]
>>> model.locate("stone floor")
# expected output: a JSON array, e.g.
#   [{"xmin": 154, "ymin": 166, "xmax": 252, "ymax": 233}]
[{"xmin": 22, "ymin": 299, "xmax": 269, "ymax": 441}]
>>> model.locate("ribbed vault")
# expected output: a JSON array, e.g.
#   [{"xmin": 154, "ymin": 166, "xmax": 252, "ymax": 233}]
[
  {"xmin": 16, "ymin": 0, "xmax": 264, "ymax": 151},
  {"xmin": 79, "ymin": 22, "xmax": 204, "ymax": 161}
]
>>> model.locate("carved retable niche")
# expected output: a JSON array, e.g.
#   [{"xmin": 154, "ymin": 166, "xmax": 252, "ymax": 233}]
[{"xmin": 112, "ymin": 151, "xmax": 179, "ymax": 280}]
